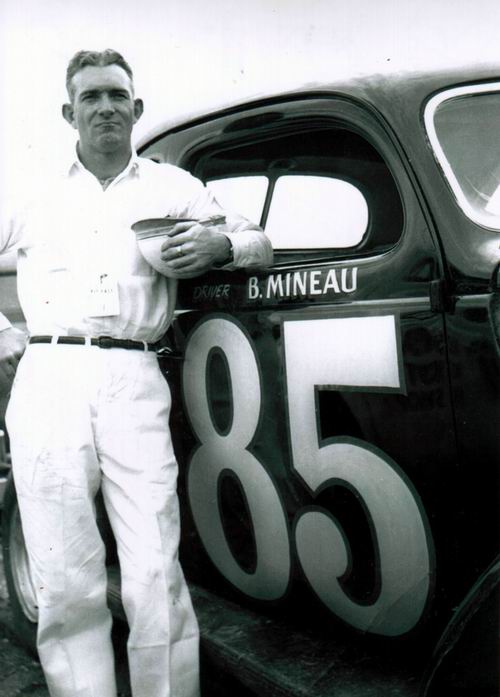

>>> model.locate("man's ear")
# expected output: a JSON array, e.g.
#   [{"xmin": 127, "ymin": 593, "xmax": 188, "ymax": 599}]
[
  {"xmin": 62, "ymin": 103, "xmax": 77, "ymax": 129},
  {"xmin": 133, "ymin": 98, "xmax": 144, "ymax": 124}
]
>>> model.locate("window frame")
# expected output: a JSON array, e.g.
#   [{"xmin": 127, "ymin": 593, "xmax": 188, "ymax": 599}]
[{"xmin": 140, "ymin": 96, "xmax": 415, "ymax": 267}]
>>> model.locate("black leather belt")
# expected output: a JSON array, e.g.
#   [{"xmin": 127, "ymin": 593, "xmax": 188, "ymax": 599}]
[{"xmin": 29, "ymin": 335, "xmax": 158, "ymax": 352}]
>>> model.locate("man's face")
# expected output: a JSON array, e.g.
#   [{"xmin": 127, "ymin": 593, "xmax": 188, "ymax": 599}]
[{"xmin": 64, "ymin": 64, "xmax": 142, "ymax": 156}]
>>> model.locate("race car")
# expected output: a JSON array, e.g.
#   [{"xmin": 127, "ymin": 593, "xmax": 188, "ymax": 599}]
[{"xmin": 1, "ymin": 63, "xmax": 499, "ymax": 696}]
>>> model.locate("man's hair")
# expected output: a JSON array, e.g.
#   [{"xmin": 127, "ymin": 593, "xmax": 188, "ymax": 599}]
[{"xmin": 66, "ymin": 49, "xmax": 134, "ymax": 100}]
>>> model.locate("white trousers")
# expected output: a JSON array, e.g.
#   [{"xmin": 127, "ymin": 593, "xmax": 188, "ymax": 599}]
[{"xmin": 6, "ymin": 344, "xmax": 200, "ymax": 697}]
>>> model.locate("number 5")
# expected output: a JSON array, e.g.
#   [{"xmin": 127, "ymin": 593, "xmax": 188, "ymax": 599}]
[{"xmin": 284, "ymin": 315, "xmax": 433, "ymax": 635}]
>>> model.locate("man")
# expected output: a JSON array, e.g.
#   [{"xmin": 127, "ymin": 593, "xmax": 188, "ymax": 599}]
[{"xmin": 0, "ymin": 49, "xmax": 272, "ymax": 697}]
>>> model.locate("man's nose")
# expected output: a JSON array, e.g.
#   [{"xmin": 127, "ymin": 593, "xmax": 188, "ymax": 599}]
[{"xmin": 97, "ymin": 94, "xmax": 115, "ymax": 115}]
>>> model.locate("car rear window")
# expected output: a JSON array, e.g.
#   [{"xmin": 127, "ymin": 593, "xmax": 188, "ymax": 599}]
[{"xmin": 425, "ymin": 82, "xmax": 500, "ymax": 230}]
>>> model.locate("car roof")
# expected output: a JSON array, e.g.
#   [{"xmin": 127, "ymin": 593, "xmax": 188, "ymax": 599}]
[{"xmin": 137, "ymin": 62, "xmax": 500, "ymax": 147}]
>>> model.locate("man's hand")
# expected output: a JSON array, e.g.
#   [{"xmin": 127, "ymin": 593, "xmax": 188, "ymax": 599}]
[
  {"xmin": 160, "ymin": 222, "xmax": 232, "ymax": 279},
  {"xmin": 0, "ymin": 327, "xmax": 27, "ymax": 397}
]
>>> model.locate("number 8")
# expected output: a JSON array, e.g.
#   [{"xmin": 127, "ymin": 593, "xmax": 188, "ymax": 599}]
[{"xmin": 183, "ymin": 317, "xmax": 291, "ymax": 600}]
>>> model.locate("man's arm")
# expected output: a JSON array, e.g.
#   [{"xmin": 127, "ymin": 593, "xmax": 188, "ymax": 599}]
[
  {"xmin": 159, "ymin": 213, "xmax": 272, "ymax": 279},
  {"xmin": 0, "ymin": 202, "xmax": 28, "ymax": 395},
  {"xmin": 157, "ymin": 174, "xmax": 273, "ymax": 278}
]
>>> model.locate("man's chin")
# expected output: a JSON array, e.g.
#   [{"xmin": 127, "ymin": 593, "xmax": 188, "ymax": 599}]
[{"xmin": 95, "ymin": 133, "xmax": 125, "ymax": 152}]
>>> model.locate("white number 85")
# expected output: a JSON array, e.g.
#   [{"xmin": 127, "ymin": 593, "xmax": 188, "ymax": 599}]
[{"xmin": 183, "ymin": 314, "xmax": 433, "ymax": 636}]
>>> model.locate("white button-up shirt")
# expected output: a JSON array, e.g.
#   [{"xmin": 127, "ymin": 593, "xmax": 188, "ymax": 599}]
[{"xmin": 0, "ymin": 153, "xmax": 272, "ymax": 342}]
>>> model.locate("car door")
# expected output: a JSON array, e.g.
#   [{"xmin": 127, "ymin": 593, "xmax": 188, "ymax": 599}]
[{"xmin": 142, "ymin": 95, "xmax": 458, "ymax": 639}]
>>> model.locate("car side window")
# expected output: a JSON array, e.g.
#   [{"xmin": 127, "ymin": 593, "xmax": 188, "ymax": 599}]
[
  {"xmin": 197, "ymin": 126, "xmax": 403, "ymax": 261},
  {"xmin": 209, "ymin": 174, "xmax": 368, "ymax": 249},
  {"xmin": 141, "ymin": 109, "xmax": 405, "ymax": 263}
]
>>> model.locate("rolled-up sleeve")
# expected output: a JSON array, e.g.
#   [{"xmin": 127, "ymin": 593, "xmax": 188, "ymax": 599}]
[
  {"xmin": 177, "ymin": 171, "xmax": 273, "ymax": 269},
  {"xmin": 219, "ymin": 211, "xmax": 273, "ymax": 269}
]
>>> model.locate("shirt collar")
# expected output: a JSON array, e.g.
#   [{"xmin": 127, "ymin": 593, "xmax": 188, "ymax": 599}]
[{"xmin": 64, "ymin": 145, "xmax": 141, "ymax": 181}]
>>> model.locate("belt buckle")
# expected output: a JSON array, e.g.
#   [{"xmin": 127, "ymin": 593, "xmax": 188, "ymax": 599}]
[{"xmin": 97, "ymin": 335, "xmax": 114, "ymax": 349}]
